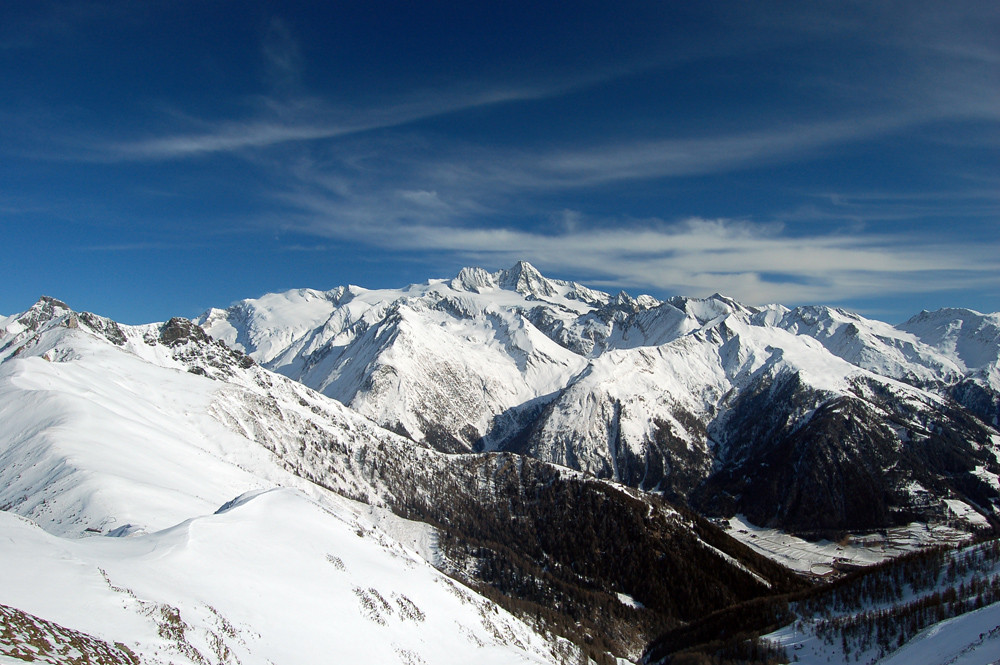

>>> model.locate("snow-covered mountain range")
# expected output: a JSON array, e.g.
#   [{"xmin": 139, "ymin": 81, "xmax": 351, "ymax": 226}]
[
  {"xmin": 0, "ymin": 293, "xmax": 801, "ymax": 664},
  {"xmin": 199, "ymin": 262, "xmax": 1000, "ymax": 534},
  {"xmin": 4, "ymin": 263, "xmax": 1000, "ymax": 665}
]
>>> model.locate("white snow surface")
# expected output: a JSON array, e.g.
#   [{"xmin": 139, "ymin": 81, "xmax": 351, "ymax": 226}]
[
  {"xmin": 5, "ymin": 271, "xmax": 1000, "ymax": 663},
  {"xmin": 724, "ymin": 515, "xmax": 970, "ymax": 577},
  {"xmin": 945, "ymin": 499, "xmax": 993, "ymax": 528},
  {"xmin": 0, "ymin": 304, "xmax": 376, "ymax": 535},
  {"xmin": 900, "ymin": 308, "xmax": 1000, "ymax": 381},
  {"xmin": 877, "ymin": 602, "xmax": 1000, "ymax": 665},
  {"xmin": 773, "ymin": 305, "xmax": 967, "ymax": 386},
  {"xmin": 198, "ymin": 263, "xmax": 602, "ymax": 449},
  {"xmin": 0, "ymin": 299, "xmax": 569, "ymax": 665},
  {"xmin": 0, "ymin": 489, "xmax": 560, "ymax": 665}
]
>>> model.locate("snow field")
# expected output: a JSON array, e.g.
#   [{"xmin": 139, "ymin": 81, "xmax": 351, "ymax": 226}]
[
  {"xmin": 725, "ymin": 515, "xmax": 971, "ymax": 577},
  {"xmin": 0, "ymin": 489, "xmax": 563, "ymax": 665}
]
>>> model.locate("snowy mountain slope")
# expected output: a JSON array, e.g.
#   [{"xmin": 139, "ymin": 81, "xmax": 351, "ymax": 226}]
[
  {"xmin": 0, "ymin": 489, "xmax": 567, "ymax": 665},
  {"xmin": 198, "ymin": 263, "xmax": 612, "ymax": 452},
  {"xmin": 770, "ymin": 305, "xmax": 964, "ymax": 386},
  {"xmin": 901, "ymin": 308, "xmax": 1000, "ymax": 379},
  {"xmin": 900, "ymin": 308, "xmax": 1000, "ymax": 425},
  {"xmin": 193, "ymin": 286, "xmax": 373, "ymax": 371},
  {"xmin": 0, "ymin": 297, "xmax": 578, "ymax": 665},
  {"xmin": 518, "ymin": 310, "xmax": 859, "ymax": 493},
  {"xmin": 764, "ymin": 304, "xmax": 1000, "ymax": 428},
  {"xmin": 521, "ymin": 298, "xmax": 1000, "ymax": 531},
  {"xmin": 0, "ymin": 297, "xmax": 408, "ymax": 536}
]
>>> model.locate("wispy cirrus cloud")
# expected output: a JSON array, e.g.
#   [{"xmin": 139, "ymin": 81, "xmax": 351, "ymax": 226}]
[
  {"xmin": 258, "ymin": 113, "xmax": 924, "ymax": 220},
  {"xmin": 525, "ymin": 117, "xmax": 914, "ymax": 186},
  {"xmin": 46, "ymin": 0, "xmax": 998, "ymax": 179},
  {"xmin": 97, "ymin": 69, "xmax": 652, "ymax": 162},
  {"xmin": 3, "ymin": 2, "xmax": 997, "ymax": 323},
  {"xmin": 254, "ymin": 93, "xmax": 998, "ymax": 309},
  {"xmin": 96, "ymin": 84, "xmax": 958, "ymax": 173},
  {"xmin": 279, "ymin": 182, "xmax": 1000, "ymax": 307}
]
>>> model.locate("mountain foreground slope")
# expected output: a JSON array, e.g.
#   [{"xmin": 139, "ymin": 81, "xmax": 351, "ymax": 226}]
[{"xmin": 0, "ymin": 297, "xmax": 571, "ymax": 665}]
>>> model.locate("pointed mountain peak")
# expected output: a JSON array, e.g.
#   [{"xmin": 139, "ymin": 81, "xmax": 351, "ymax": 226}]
[
  {"xmin": 36, "ymin": 295, "xmax": 71, "ymax": 311},
  {"xmin": 451, "ymin": 266, "xmax": 498, "ymax": 293},
  {"xmin": 9, "ymin": 296, "xmax": 75, "ymax": 334},
  {"xmin": 496, "ymin": 261, "xmax": 557, "ymax": 298},
  {"xmin": 708, "ymin": 292, "xmax": 739, "ymax": 306},
  {"xmin": 510, "ymin": 259, "xmax": 540, "ymax": 274},
  {"xmin": 28, "ymin": 295, "xmax": 73, "ymax": 320},
  {"xmin": 608, "ymin": 290, "xmax": 638, "ymax": 311}
]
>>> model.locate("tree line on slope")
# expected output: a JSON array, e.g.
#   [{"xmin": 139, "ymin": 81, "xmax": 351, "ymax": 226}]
[
  {"xmin": 296, "ymin": 435, "xmax": 807, "ymax": 662},
  {"xmin": 389, "ymin": 453, "xmax": 805, "ymax": 660},
  {"xmin": 645, "ymin": 537, "xmax": 1000, "ymax": 665}
]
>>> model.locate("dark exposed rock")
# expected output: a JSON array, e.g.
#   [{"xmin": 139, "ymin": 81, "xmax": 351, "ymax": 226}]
[
  {"xmin": 159, "ymin": 317, "xmax": 211, "ymax": 348},
  {"xmin": 949, "ymin": 379, "xmax": 1000, "ymax": 427},
  {"xmin": 15, "ymin": 296, "xmax": 71, "ymax": 333},
  {"xmin": 0, "ymin": 603, "xmax": 139, "ymax": 665},
  {"xmin": 693, "ymin": 373, "xmax": 999, "ymax": 533},
  {"xmin": 79, "ymin": 311, "xmax": 127, "ymax": 346},
  {"xmin": 152, "ymin": 317, "xmax": 259, "ymax": 381}
]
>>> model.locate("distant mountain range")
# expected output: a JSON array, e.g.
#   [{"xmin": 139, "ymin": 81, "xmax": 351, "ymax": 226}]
[
  {"xmin": 2, "ymin": 263, "xmax": 1000, "ymax": 664},
  {"xmin": 199, "ymin": 261, "xmax": 1000, "ymax": 534}
]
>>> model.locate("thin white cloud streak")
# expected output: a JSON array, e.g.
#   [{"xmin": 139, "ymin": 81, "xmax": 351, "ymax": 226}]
[
  {"xmin": 102, "ymin": 102, "xmax": 937, "ymax": 182},
  {"xmin": 264, "ymin": 112, "xmax": 929, "ymax": 206},
  {"xmin": 101, "ymin": 68, "xmax": 643, "ymax": 162},
  {"xmin": 528, "ymin": 117, "xmax": 911, "ymax": 186},
  {"xmin": 283, "ymin": 196, "xmax": 1000, "ymax": 306}
]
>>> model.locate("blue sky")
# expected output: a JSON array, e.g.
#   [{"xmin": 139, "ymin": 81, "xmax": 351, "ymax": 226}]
[{"xmin": 2, "ymin": 1, "xmax": 998, "ymax": 324}]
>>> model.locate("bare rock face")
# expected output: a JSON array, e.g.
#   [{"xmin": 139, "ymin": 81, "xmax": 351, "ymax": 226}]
[
  {"xmin": 79, "ymin": 311, "xmax": 127, "ymax": 346},
  {"xmin": 159, "ymin": 317, "xmax": 212, "ymax": 347}
]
